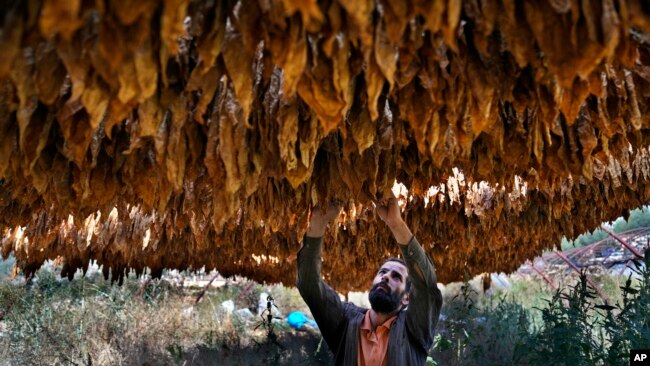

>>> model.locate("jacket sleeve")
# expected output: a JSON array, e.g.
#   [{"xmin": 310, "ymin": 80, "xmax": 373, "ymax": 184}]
[
  {"xmin": 296, "ymin": 235, "xmax": 347, "ymax": 350},
  {"xmin": 400, "ymin": 236, "xmax": 443, "ymax": 352}
]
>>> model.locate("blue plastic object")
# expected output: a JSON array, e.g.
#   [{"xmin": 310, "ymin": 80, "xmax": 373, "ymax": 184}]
[{"xmin": 287, "ymin": 311, "xmax": 317, "ymax": 329}]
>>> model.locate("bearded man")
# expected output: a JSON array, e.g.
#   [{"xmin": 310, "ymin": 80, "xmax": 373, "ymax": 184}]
[{"xmin": 296, "ymin": 195, "xmax": 443, "ymax": 365}]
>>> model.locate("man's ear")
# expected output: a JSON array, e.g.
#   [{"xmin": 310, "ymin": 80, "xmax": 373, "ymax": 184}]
[{"xmin": 401, "ymin": 292, "xmax": 409, "ymax": 306}]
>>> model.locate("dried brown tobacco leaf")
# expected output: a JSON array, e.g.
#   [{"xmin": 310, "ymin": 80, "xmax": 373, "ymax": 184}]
[
  {"xmin": 34, "ymin": 42, "xmax": 67, "ymax": 105},
  {"xmin": 10, "ymin": 51, "xmax": 38, "ymax": 158},
  {"xmin": 365, "ymin": 50, "xmax": 386, "ymax": 122},
  {"xmin": 195, "ymin": 2, "xmax": 227, "ymax": 71},
  {"xmin": 187, "ymin": 64, "xmax": 221, "ymax": 125},
  {"xmin": 0, "ymin": 82, "xmax": 17, "ymax": 178},
  {"xmin": 222, "ymin": 29, "xmax": 254, "ymax": 125},
  {"xmin": 165, "ymin": 95, "xmax": 188, "ymax": 192},
  {"xmin": 80, "ymin": 75, "xmax": 109, "ymax": 132},
  {"xmin": 374, "ymin": 7, "xmax": 399, "ymax": 89},
  {"xmin": 39, "ymin": 0, "xmax": 84, "ymax": 40},
  {"xmin": 3, "ymin": 0, "xmax": 650, "ymax": 291},
  {"xmin": 297, "ymin": 40, "xmax": 350, "ymax": 133},
  {"xmin": 281, "ymin": 0, "xmax": 324, "ymax": 31},
  {"xmin": 277, "ymin": 102, "xmax": 299, "ymax": 172},
  {"xmin": 161, "ymin": 0, "xmax": 189, "ymax": 55},
  {"xmin": 134, "ymin": 41, "xmax": 159, "ymax": 102},
  {"xmin": 278, "ymin": 20, "xmax": 308, "ymax": 97},
  {"xmin": 0, "ymin": 9, "xmax": 22, "ymax": 80},
  {"xmin": 338, "ymin": 0, "xmax": 373, "ymax": 45},
  {"xmin": 218, "ymin": 81, "xmax": 248, "ymax": 195}
]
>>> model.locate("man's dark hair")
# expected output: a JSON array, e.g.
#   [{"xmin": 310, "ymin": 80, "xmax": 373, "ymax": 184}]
[{"xmin": 381, "ymin": 257, "xmax": 411, "ymax": 292}]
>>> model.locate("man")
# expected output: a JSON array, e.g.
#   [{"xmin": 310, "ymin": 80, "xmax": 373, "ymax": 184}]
[{"xmin": 296, "ymin": 195, "xmax": 443, "ymax": 365}]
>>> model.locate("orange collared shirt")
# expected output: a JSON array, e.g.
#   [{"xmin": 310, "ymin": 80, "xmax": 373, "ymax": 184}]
[{"xmin": 358, "ymin": 310, "xmax": 397, "ymax": 366}]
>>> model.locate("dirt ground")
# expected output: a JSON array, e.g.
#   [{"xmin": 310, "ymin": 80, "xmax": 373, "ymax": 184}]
[{"xmin": 180, "ymin": 330, "xmax": 333, "ymax": 366}]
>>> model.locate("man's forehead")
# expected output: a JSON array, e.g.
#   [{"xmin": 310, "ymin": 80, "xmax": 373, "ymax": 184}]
[{"xmin": 380, "ymin": 260, "xmax": 408, "ymax": 275}]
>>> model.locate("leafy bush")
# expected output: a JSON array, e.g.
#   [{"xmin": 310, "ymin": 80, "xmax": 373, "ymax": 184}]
[
  {"xmin": 515, "ymin": 274, "xmax": 607, "ymax": 365},
  {"xmin": 433, "ymin": 251, "xmax": 650, "ymax": 365},
  {"xmin": 516, "ymin": 253, "xmax": 650, "ymax": 365},
  {"xmin": 602, "ymin": 257, "xmax": 650, "ymax": 364},
  {"xmin": 433, "ymin": 281, "xmax": 532, "ymax": 366}
]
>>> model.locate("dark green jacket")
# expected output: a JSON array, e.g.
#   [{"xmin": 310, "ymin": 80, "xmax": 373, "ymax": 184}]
[{"xmin": 296, "ymin": 236, "xmax": 443, "ymax": 365}]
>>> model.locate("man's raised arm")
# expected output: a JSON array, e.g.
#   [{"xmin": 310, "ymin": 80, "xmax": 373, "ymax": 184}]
[
  {"xmin": 296, "ymin": 204, "xmax": 345, "ymax": 350},
  {"xmin": 376, "ymin": 196, "xmax": 443, "ymax": 352}
]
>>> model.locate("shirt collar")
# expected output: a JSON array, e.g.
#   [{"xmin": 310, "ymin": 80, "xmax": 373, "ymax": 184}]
[{"xmin": 361, "ymin": 309, "xmax": 398, "ymax": 332}]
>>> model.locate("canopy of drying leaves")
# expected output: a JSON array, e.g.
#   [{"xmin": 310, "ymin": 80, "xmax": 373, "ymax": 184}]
[{"xmin": 1, "ymin": 0, "xmax": 650, "ymax": 290}]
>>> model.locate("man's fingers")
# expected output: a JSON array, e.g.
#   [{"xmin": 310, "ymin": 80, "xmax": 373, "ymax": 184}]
[
  {"xmin": 375, "ymin": 205, "xmax": 388, "ymax": 220},
  {"xmin": 312, "ymin": 204, "xmax": 341, "ymax": 222},
  {"xmin": 327, "ymin": 204, "xmax": 342, "ymax": 218}
]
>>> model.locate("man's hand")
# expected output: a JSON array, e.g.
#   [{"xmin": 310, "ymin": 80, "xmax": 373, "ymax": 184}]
[
  {"xmin": 376, "ymin": 195, "xmax": 413, "ymax": 245},
  {"xmin": 306, "ymin": 203, "xmax": 341, "ymax": 238}
]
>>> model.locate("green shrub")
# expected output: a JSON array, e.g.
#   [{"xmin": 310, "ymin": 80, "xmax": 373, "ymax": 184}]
[
  {"xmin": 516, "ymin": 274, "xmax": 607, "ymax": 365},
  {"xmin": 433, "ymin": 281, "xmax": 533, "ymax": 366},
  {"xmin": 433, "ymin": 251, "xmax": 650, "ymax": 366},
  {"xmin": 602, "ymin": 257, "xmax": 650, "ymax": 364}
]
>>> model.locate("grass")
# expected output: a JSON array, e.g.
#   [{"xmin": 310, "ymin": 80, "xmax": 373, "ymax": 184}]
[{"xmin": 0, "ymin": 268, "xmax": 327, "ymax": 365}]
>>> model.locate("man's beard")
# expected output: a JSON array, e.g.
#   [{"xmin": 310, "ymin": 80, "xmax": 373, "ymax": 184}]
[{"xmin": 368, "ymin": 282, "xmax": 403, "ymax": 314}]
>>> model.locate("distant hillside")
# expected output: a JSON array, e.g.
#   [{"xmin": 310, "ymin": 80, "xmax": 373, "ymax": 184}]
[{"xmin": 561, "ymin": 207, "xmax": 650, "ymax": 250}]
